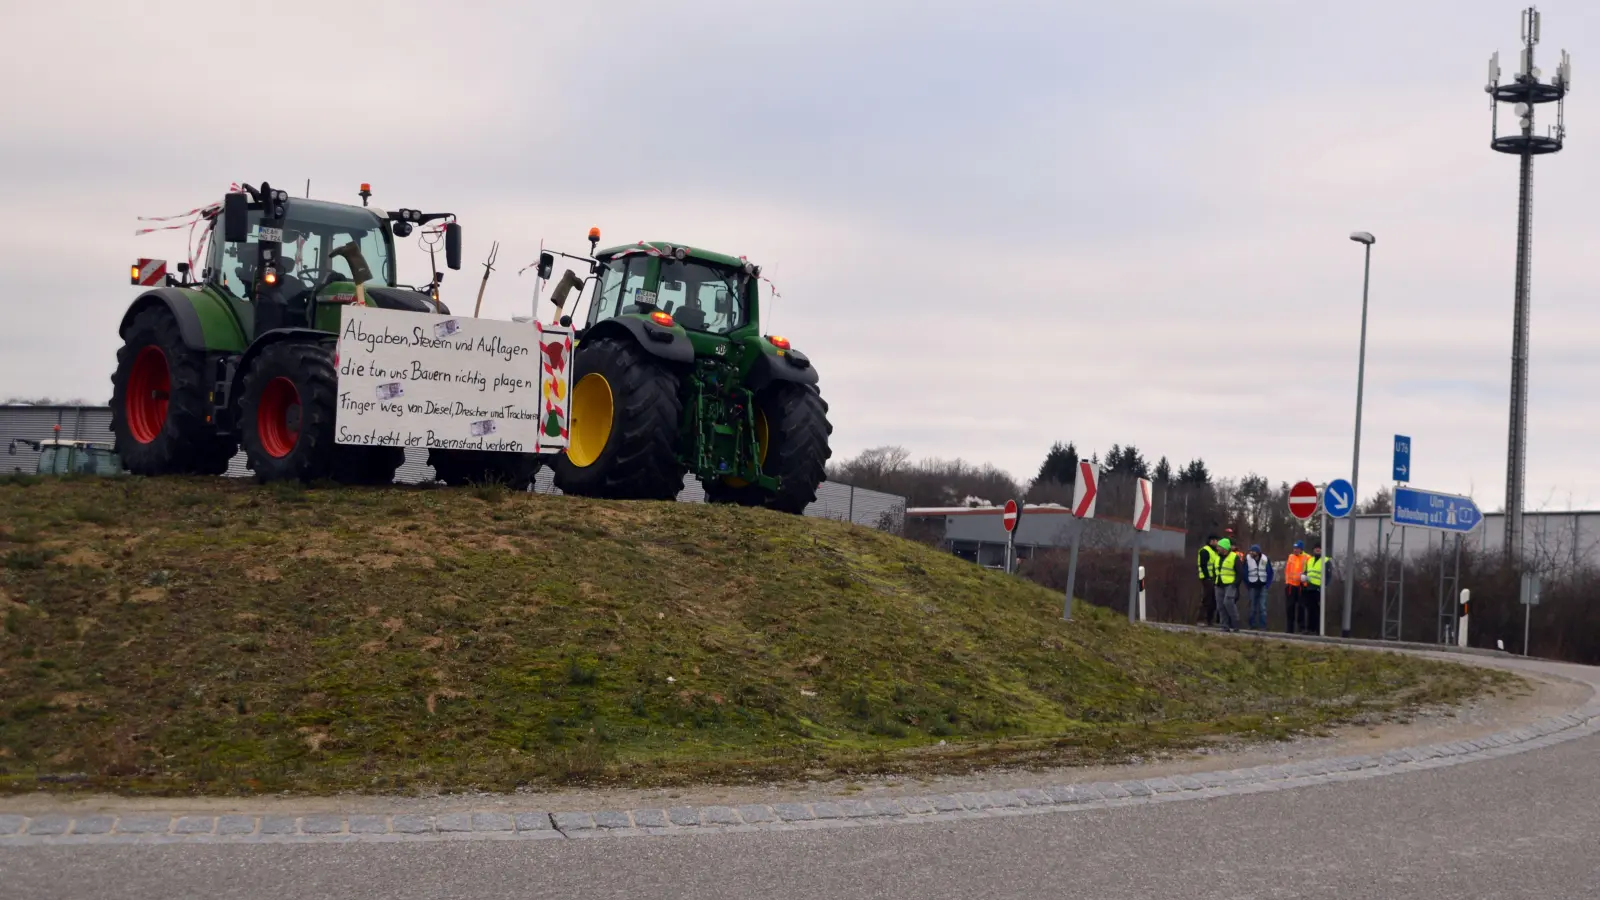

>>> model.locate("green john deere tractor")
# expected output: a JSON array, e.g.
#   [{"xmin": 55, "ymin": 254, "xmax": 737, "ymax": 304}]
[
  {"xmin": 541, "ymin": 232, "xmax": 831, "ymax": 513},
  {"xmin": 112, "ymin": 180, "xmax": 536, "ymax": 486}
]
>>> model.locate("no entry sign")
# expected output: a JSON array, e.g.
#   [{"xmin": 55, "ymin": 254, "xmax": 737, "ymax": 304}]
[
  {"xmin": 1002, "ymin": 499, "xmax": 1020, "ymax": 533},
  {"xmin": 1289, "ymin": 480, "xmax": 1319, "ymax": 520}
]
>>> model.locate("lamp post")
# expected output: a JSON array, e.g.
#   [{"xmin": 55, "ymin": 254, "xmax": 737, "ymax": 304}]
[{"xmin": 1342, "ymin": 231, "xmax": 1375, "ymax": 638}]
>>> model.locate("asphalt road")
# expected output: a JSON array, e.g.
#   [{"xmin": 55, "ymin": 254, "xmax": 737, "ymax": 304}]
[{"xmin": 5, "ymin": 657, "xmax": 1597, "ymax": 900}]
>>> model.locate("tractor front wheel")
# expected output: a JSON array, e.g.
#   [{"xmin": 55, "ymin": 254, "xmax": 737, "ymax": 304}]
[
  {"xmin": 110, "ymin": 307, "xmax": 237, "ymax": 475},
  {"xmin": 552, "ymin": 336, "xmax": 685, "ymax": 500},
  {"xmin": 239, "ymin": 341, "xmax": 340, "ymax": 483}
]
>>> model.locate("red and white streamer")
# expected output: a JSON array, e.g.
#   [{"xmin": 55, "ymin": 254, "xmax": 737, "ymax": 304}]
[{"xmin": 133, "ymin": 182, "xmax": 245, "ymax": 273}]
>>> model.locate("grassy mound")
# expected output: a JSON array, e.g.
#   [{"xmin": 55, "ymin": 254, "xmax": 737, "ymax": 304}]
[{"xmin": 0, "ymin": 476, "xmax": 1505, "ymax": 795}]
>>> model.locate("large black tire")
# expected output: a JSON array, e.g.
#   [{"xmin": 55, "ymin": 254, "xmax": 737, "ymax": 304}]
[
  {"xmin": 427, "ymin": 448, "xmax": 540, "ymax": 489},
  {"xmin": 704, "ymin": 382, "xmax": 832, "ymax": 515},
  {"xmin": 239, "ymin": 341, "xmax": 340, "ymax": 483},
  {"xmin": 552, "ymin": 336, "xmax": 685, "ymax": 500},
  {"xmin": 109, "ymin": 307, "xmax": 237, "ymax": 475}
]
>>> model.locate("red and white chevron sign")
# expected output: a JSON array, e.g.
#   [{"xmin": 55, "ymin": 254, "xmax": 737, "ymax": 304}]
[
  {"xmin": 1071, "ymin": 461, "xmax": 1099, "ymax": 519},
  {"xmin": 1133, "ymin": 477, "xmax": 1153, "ymax": 532},
  {"xmin": 131, "ymin": 258, "xmax": 167, "ymax": 287}
]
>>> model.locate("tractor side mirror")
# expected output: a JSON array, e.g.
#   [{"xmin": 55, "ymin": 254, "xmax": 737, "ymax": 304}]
[
  {"xmin": 444, "ymin": 222, "xmax": 462, "ymax": 270},
  {"xmin": 714, "ymin": 289, "xmax": 732, "ymax": 315},
  {"xmin": 222, "ymin": 192, "xmax": 249, "ymax": 243},
  {"xmin": 537, "ymin": 251, "xmax": 555, "ymax": 281}
]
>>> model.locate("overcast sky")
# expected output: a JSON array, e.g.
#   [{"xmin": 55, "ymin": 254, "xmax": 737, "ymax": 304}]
[{"xmin": 4, "ymin": 1, "xmax": 1598, "ymax": 510}]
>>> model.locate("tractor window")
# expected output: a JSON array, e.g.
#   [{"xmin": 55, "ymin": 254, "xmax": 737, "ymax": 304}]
[
  {"xmin": 211, "ymin": 212, "xmax": 262, "ymax": 299},
  {"xmin": 207, "ymin": 203, "xmax": 395, "ymax": 298},
  {"xmin": 587, "ymin": 254, "xmax": 654, "ymax": 325},
  {"xmin": 657, "ymin": 259, "xmax": 748, "ymax": 335}
]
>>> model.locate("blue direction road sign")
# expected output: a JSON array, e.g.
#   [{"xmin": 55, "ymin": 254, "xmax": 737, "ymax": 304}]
[
  {"xmin": 1392, "ymin": 487, "xmax": 1482, "ymax": 533},
  {"xmin": 1324, "ymin": 479, "xmax": 1355, "ymax": 518},
  {"xmin": 1393, "ymin": 435, "xmax": 1411, "ymax": 482}
]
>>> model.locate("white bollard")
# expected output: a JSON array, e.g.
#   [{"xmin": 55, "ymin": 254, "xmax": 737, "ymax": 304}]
[
  {"xmin": 1137, "ymin": 565, "xmax": 1147, "ymax": 622},
  {"xmin": 1457, "ymin": 589, "xmax": 1470, "ymax": 648}
]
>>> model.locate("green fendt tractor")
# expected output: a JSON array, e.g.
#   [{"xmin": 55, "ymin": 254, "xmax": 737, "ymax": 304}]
[
  {"xmin": 541, "ymin": 232, "xmax": 831, "ymax": 513},
  {"xmin": 112, "ymin": 181, "xmax": 533, "ymax": 486}
]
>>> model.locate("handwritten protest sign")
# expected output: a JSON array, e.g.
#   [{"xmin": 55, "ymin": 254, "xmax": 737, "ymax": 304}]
[{"xmin": 334, "ymin": 305, "xmax": 572, "ymax": 454}]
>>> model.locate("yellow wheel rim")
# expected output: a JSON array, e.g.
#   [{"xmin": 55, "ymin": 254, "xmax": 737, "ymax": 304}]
[
  {"xmin": 724, "ymin": 407, "xmax": 770, "ymax": 488},
  {"xmin": 567, "ymin": 373, "xmax": 614, "ymax": 468}
]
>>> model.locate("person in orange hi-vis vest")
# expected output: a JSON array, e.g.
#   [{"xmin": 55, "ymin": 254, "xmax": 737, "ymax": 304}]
[{"xmin": 1283, "ymin": 541, "xmax": 1310, "ymax": 634}]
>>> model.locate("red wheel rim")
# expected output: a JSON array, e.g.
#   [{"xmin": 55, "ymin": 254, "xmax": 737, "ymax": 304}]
[
  {"xmin": 126, "ymin": 346, "xmax": 170, "ymax": 444},
  {"xmin": 257, "ymin": 377, "xmax": 302, "ymax": 458}
]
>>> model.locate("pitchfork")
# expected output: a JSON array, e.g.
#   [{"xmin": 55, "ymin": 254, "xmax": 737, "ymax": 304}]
[{"xmin": 473, "ymin": 240, "xmax": 499, "ymax": 318}]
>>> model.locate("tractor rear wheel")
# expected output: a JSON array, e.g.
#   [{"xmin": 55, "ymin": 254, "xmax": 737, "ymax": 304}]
[
  {"xmin": 239, "ymin": 341, "xmax": 340, "ymax": 483},
  {"xmin": 552, "ymin": 336, "xmax": 685, "ymax": 500},
  {"xmin": 705, "ymin": 382, "xmax": 832, "ymax": 515},
  {"xmin": 110, "ymin": 307, "xmax": 237, "ymax": 475},
  {"xmin": 428, "ymin": 448, "xmax": 541, "ymax": 489}
]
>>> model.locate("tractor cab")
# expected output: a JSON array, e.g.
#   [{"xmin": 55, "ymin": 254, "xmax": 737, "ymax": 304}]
[
  {"xmin": 26, "ymin": 440, "xmax": 125, "ymax": 477},
  {"xmin": 210, "ymin": 184, "xmax": 463, "ymax": 332},
  {"xmin": 587, "ymin": 245, "xmax": 754, "ymax": 337}
]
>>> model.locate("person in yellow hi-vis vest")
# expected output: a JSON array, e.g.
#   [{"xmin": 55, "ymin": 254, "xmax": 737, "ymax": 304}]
[
  {"xmin": 1213, "ymin": 538, "xmax": 1243, "ymax": 632},
  {"xmin": 1196, "ymin": 534, "xmax": 1221, "ymax": 625},
  {"xmin": 1302, "ymin": 544, "xmax": 1327, "ymax": 635}
]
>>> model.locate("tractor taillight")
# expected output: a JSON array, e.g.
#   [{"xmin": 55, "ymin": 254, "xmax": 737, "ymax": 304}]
[
  {"xmin": 650, "ymin": 310, "xmax": 674, "ymax": 327},
  {"xmin": 767, "ymin": 335, "xmax": 790, "ymax": 350},
  {"xmin": 130, "ymin": 265, "xmax": 140, "ymax": 283},
  {"xmin": 263, "ymin": 268, "xmax": 278, "ymax": 286}
]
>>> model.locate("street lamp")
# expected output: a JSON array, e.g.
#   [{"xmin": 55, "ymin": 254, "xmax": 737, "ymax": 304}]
[{"xmin": 1342, "ymin": 231, "xmax": 1375, "ymax": 638}]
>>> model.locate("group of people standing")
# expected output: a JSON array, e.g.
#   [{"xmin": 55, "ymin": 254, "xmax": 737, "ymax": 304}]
[{"xmin": 1196, "ymin": 535, "xmax": 1327, "ymax": 634}]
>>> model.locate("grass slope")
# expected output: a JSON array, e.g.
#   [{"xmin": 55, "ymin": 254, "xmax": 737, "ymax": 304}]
[{"xmin": 0, "ymin": 476, "xmax": 1506, "ymax": 795}]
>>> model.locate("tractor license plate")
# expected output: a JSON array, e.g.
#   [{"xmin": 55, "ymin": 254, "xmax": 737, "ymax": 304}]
[{"xmin": 257, "ymin": 226, "xmax": 284, "ymax": 242}]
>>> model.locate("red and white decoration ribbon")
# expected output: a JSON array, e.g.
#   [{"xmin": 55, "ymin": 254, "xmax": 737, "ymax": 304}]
[{"xmin": 133, "ymin": 182, "xmax": 244, "ymax": 273}]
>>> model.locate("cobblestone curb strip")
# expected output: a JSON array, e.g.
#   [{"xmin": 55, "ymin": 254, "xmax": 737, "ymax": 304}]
[{"xmin": 4, "ymin": 698, "xmax": 1596, "ymax": 847}]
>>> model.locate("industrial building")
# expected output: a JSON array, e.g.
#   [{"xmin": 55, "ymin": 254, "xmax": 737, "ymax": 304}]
[{"xmin": 906, "ymin": 504, "xmax": 1187, "ymax": 568}]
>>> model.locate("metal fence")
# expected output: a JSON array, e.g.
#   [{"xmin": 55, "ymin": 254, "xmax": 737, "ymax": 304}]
[{"xmin": 1, "ymin": 405, "xmax": 905, "ymax": 530}]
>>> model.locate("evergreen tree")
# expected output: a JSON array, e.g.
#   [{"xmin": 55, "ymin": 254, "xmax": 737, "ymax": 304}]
[
  {"xmin": 1112, "ymin": 444, "xmax": 1150, "ymax": 479},
  {"xmin": 1034, "ymin": 441, "xmax": 1079, "ymax": 485},
  {"xmin": 1179, "ymin": 458, "xmax": 1212, "ymax": 486},
  {"xmin": 1154, "ymin": 456, "xmax": 1173, "ymax": 483}
]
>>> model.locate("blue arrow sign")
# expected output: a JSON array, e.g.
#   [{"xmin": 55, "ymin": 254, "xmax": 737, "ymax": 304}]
[
  {"xmin": 1324, "ymin": 479, "xmax": 1355, "ymax": 518},
  {"xmin": 1392, "ymin": 486, "xmax": 1482, "ymax": 534},
  {"xmin": 1393, "ymin": 435, "xmax": 1412, "ymax": 482}
]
